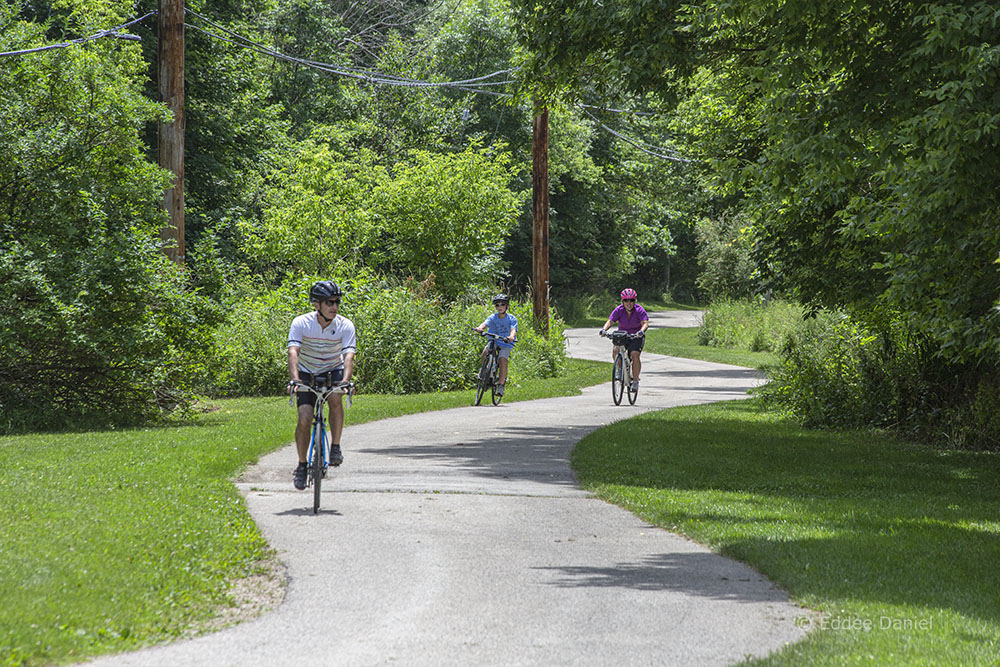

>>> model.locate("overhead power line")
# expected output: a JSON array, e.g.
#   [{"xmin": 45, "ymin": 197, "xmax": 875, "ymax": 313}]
[
  {"xmin": 184, "ymin": 8, "xmax": 517, "ymax": 91},
  {"xmin": 2, "ymin": 6, "xmax": 693, "ymax": 164},
  {"xmin": 0, "ymin": 11, "xmax": 155, "ymax": 57},
  {"xmin": 185, "ymin": 9, "xmax": 693, "ymax": 162},
  {"xmin": 581, "ymin": 108, "xmax": 698, "ymax": 163}
]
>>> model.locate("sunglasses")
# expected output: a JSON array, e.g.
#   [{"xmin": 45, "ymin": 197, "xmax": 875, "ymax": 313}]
[
  {"xmin": 323, "ymin": 299, "xmax": 340, "ymax": 306},
  {"xmin": 622, "ymin": 299, "xmax": 635, "ymax": 303}
]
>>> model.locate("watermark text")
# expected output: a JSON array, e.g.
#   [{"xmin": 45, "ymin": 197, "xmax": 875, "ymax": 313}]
[{"xmin": 794, "ymin": 615, "xmax": 934, "ymax": 632}]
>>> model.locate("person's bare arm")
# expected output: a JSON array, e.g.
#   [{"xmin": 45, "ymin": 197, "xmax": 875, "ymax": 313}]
[
  {"xmin": 287, "ymin": 346, "xmax": 301, "ymax": 393},
  {"xmin": 342, "ymin": 351, "xmax": 355, "ymax": 384}
]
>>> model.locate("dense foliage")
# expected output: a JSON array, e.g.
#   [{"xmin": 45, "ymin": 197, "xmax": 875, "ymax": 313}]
[
  {"xmin": 1, "ymin": 0, "xmax": 700, "ymax": 430},
  {"xmin": 511, "ymin": 0, "xmax": 1000, "ymax": 447},
  {"xmin": 0, "ymin": 3, "xmax": 218, "ymax": 430},
  {"xmin": 243, "ymin": 137, "xmax": 525, "ymax": 298},
  {"xmin": 206, "ymin": 273, "xmax": 566, "ymax": 398},
  {"xmin": 10, "ymin": 0, "xmax": 997, "ymax": 445}
]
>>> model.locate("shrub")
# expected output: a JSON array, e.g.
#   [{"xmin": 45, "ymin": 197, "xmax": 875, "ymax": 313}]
[
  {"xmin": 759, "ymin": 312, "xmax": 1000, "ymax": 450},
  {"xmin": 552, "ymin": 293, "xmax": 600, "ymax": 326},
  {"xmin": 244, "ymin": 136, "xmax": 526, "ymax": 299},
  {"xmin": 205, "ymin": 274, "xmax": 565, "ymax": 397},
  {"xmin": 698, "ymin": 298, "xmax": 830, "ymax": 353}
]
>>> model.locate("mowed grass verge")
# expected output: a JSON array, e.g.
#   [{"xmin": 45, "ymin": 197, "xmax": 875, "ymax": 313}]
[
  {"xmin": 644, "ymin": 326, "xmax": 778, "ymax": 369},
  {"xmin": 0, "ymin": 358, "xmax": 608, "ymax": 666},
  {"xmin": 571, "ymin": 399, "xmax": 1000, "ymax": 665}
]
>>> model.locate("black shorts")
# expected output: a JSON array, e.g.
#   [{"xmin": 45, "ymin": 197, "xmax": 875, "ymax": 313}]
[
  {"xmin": 612, "ymin": 332, "xmax": 645, "ymax": 354},
  {"xmin": 296, "ymin": 369, "xmax": 344, "ymax": 408}
]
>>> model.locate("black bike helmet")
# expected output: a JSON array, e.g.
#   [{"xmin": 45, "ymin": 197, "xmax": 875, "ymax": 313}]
[
  {"xmin": 309, "ymin": 280, "xmax": 343, "ymax": 301},
  {"xmin": 492, "ymin": 293, "xmax": 509, "ymax": 305}
]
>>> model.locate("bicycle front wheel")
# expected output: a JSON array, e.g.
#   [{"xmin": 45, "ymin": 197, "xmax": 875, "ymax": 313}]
[
  {"xmin": 311, "ymin": 419, "xmax": 324, "ymax": 514},
  {"xmin": 612, "ymin": 354, "xmax": 625, "ymax": 405},
  {"xmin": 475, "ymin": 355, "xmax": 491, "ymax": 405}
]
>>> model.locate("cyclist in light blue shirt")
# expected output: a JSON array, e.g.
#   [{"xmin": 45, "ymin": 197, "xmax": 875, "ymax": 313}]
[{"xmin": 474, "ymin": 294, "xmax": 517, "ymax": 396}]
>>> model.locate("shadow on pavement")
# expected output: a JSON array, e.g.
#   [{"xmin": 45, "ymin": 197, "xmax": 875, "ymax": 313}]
[
  {"xmin": 357, "ymin": 423, "xmax": 605, "ymax": 487},
  {"xmin": 276, "ymin": 507, "xmax": 344, "ymax": 517},
  {"xmin": 533, "ymin": 552, "xmax": 783, "ymax": 602}
]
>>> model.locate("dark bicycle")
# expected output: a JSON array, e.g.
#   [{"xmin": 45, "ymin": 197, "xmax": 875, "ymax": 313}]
[
  {"xmin": 601, "ymin": 330, "xmax": 643, "ymax": 405},
  {"xmin": 290, "ymin": 379, "xmax": 354, "ymax": 514},
  {"xmin": 473, "ymin": 330, "xmax": 512, "ymax": 406}
]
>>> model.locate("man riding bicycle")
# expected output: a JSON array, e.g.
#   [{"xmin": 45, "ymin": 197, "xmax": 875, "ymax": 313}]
[
  {"xmin": 474, "ymin": 294, "xmax": 517, "ymax": 397},
  {"xmin": 599, "ymin": 288, "xmax": 649, "ymax": 392},
  {"xmin": 287, "ymin": 281, "xmax": 357, "ymax": 490}
]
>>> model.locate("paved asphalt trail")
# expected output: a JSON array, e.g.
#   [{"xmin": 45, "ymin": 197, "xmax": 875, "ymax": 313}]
[{"xmin": 88, "ymin": 311, "xmax": 808, "ymax": 666}]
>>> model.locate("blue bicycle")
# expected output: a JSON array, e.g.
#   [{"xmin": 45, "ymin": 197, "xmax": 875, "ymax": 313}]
[{"xmin": 291, "ymin": 379, "xmax": 354, "ymax": 513}]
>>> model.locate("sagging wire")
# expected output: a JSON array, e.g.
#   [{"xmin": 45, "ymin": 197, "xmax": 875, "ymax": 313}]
[
  {"xmin": 184, "ymin": 8, "xmax": 517, "ymax": 91},
  {"xmin": 0, "ymin": 11, "xmax": 155, "ymax": 57},
  {"xmin": 581, "ymin": 108, "xmax": 698, "ymax": 163}
]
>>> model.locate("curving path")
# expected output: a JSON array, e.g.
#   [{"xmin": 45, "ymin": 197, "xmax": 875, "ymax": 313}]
[{"xmin": 88, "ymin": 311, "xmax": 807, "ymax": 666}]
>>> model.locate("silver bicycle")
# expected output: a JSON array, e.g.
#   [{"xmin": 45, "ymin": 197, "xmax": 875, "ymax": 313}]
[{"xmin": 601, "ymin": 330, "xmax": 643, "ymax": 405}]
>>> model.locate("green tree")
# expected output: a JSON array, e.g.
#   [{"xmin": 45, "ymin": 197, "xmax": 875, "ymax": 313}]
[
  {"xmin": 511, "ymin": 0, "xmax": 1000, "ymax": 362},
  {"xmin": 378, "ymin": 145, "xmax": 526, "ymax": 298},
  {"xmin": 244, "ymin": 135, "xmax": 525, "ymax": 299},
  {"xmin": 0, "ymin": 5, "xmax": 218, "ymax": 430}
]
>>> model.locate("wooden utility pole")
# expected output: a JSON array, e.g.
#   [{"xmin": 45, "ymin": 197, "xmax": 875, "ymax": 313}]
[
  {"xmin": 532, "ymin": 105, "xmax": 549, "ymax": 333},
  {"xmin": 158, "ymin": 0, "xmax": 185, "ymax": 264}
]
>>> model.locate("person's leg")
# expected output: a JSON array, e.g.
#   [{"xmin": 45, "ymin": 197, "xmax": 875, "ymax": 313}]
[
  {"xmin": 295, "ymin": 404, "xmax": 313, "ymax": 463},
  {"xmin": 293, "ymin": 400, "xmax": 313, "ymax": 489},
  {"xmin": 329, "ymin": 394, "xmax": 345, "ymax": 443},
  {"xmin": 631, "ymin": 350, "xmax": 641, "ymax": 382},
  {"xmin": 498, "ymin": 357, "xmax": 508, "ymax": 385},
  {"xmin": 328, "ymin": 394, "xmax": 345, "ymax": 465}
]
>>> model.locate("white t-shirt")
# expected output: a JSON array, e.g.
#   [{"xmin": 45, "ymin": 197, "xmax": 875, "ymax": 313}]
[{"xmin": 287, "ymin": 312, "xmax": 357, "ymax": 374}]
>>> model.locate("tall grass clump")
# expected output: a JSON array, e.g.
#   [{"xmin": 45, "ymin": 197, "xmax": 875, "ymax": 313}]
[{"xmin": 698, "ymin": 298, "xmax": 830, "ymax": 353}]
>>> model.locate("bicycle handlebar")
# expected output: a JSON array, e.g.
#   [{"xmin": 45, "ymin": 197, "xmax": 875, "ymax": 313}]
[
  {"xmin": 599, "ymin": 330, "xmax": 645, "ymax": 339},
  {"xmin": 288, "ymin": 380, "xmax": 355, "ymax": 406},
  {"xmin": 472, "ymin": 328, "xmax": 516, "ymax": 344}
]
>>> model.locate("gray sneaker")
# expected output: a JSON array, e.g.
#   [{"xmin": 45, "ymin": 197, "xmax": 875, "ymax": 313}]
[
  {"xmin": 630, "ymin": 381, "xmax": 639, "ymax": 392},
  {"xmin": 293, "ymin": 462, "xmax": 307, "ymax": 490},
  {"xmin": 496, "ymin": 384, "xmax": 505, "ymax": 396}
]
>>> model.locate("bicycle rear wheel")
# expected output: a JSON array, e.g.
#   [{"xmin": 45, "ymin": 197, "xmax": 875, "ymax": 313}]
[
  {"xmin": 311, "ymin": 418, "xmax": 324, "ymax": 514},
  {"xmin": 612, "ymin": 354, "xmax": 624, "ymax": 405},
  {"xmin": 475, "ymin": 355, "xmax": 491, "ymax": 405}
]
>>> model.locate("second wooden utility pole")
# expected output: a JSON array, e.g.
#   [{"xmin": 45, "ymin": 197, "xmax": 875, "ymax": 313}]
[
  {"xmin": 158, "ymin": 0, "xmax": 185, "ymax": 264},
  {"xmin": 532, "ymin": 105, "xmax": 549, "ymax": 333}
]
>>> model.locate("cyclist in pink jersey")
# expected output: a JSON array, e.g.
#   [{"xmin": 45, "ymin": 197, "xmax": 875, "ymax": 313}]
[{"xmin": 599, "ymin": 288, "xmax": 649, "ymax": 392}]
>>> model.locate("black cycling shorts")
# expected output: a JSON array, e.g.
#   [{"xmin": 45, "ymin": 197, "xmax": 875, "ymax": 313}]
[
  {"xmin": 613, "ymin": 333, "xmax": 645, "ymax": 354},
  {"xmin": 296, "ymin": 369, "xmax": 345, "ymax": 408}
]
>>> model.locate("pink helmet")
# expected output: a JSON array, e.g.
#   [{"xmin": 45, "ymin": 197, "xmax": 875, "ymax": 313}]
[{"xmin": 620, "ymin": 288, "xmax": 637, "ymax": 300}]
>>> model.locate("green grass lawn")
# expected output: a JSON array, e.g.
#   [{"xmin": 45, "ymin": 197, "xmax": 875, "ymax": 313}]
[
  {"xmin": 572, "ymin": 399, "xmax": 1000, "ymax": 665},
  {"xmin": 0, "ymin": 358, "xmax": 608, "ymax": 666},
  {"xmin": 644, "ymin": 326, "xmax": 778, "ymax": 368}
]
